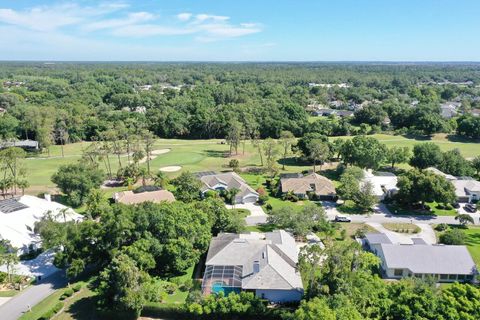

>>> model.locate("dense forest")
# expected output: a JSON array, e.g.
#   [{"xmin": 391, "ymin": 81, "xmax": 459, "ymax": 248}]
[{"xmin": 1, "ymin": 62, "xmax": 480, "ymax": 149}]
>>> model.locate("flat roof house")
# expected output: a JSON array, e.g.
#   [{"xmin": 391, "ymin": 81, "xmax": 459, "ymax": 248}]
[
  {"xmin": 114, "ymin": 189, "xmax": 175, "ymax": 205},
  {"xmin": 197, "ymin": 171, "xmax": 259, "ymax": 204},
  {"xmin": 202, "ymin": 230, "xmax": 303, "ymax": 302},
  {"xmin": 365, "ymin": 233, "xmax": 477, "ymax": 282},
  {"xmin": 280, "ymin": 172, "xmax": 336, "ymax": 200}
]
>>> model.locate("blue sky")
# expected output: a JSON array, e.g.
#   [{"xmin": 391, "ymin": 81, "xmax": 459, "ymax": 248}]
[{"xmin": 0, "ymin": 0, "xmax": 479, "ymax": 61}]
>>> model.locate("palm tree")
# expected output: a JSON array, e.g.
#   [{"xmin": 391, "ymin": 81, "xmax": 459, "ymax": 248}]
[
  {"xmin": 154, "ymin": 171, "xmax": 168, "ymax": 188},
  {"xmin": 56, "ymin": 208, "xmax": 70, "ymax": 223},
  {"xmin": 228, "ymin": 188, "xmax": 241, "ymax": 207}
]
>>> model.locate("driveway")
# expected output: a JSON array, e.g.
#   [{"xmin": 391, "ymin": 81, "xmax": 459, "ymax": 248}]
[
  {"xmin": 226, "ymin": 203, "xmax": 268, "ymax": 226},
  {"xmin": 367, "ymin": 222, "xmax": 437, "ymax": 244},
  {"xmin": 321, "ymin": 201, "xmax": 465, "ymax": 226},
  {"xmin": 0, "ymin": 250, "xmax": 59, "ymax": 279},
  {"xmin": 0, "ymin": 270, "xmax": 67, "ymax": 320}
]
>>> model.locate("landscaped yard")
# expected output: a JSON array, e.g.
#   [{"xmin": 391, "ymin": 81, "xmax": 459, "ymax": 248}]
[
  {"xmin": 387, "ymin": 202, "xmax": 457, "ymax": 217},
  {"xmin": 383, "ymin": 223, "xmax": 421, "ymax": 234}
]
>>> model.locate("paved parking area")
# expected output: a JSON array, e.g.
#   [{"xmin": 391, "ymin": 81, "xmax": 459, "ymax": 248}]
[{"xmin": 226, "ymin": 203, "xmax": 268, "ymax": 226}]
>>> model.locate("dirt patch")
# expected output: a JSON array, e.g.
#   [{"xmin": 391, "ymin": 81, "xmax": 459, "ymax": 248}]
[{"xmin": 159, "ymin": 166, "xmax": 182, "ymax": 172}]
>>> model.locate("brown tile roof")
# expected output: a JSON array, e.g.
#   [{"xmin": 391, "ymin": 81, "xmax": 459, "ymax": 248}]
[
  {"xmin": 115, "ymin": 190, "xmax": 175, "ymax": 205},
  {"xmin": 280, "ymin": 173, "xmax": 336, "ymax": 197}
]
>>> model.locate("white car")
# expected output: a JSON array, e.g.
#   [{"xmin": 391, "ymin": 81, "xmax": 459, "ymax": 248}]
[{"xmin": 334, "ymin": 215, "xmax": 351, "ymax": 222}]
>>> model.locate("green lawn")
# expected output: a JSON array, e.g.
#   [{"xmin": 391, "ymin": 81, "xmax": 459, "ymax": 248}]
[
  {"xmin": 0, "ymin": 290, "xmax": 19, "ymax": 297},
  {"xmin": 332, "ymin": 133, "xmax": 480, "ymax": 158},
  {"xmin": 464, "ymin": 227, "xmax": 480, "ymax": 266},
  {"xmin": 387, "ymin": 202, "xmax": 457, "ymax": 217},
  {"xmin": 164, "ymin": 265, "xmax": 195, "ymax": 304},
  {"xmin": 18, "ymin": 288, "xmax": 66, "ymax": 320},
  {"xmin": 22, "ymin": 133, "xmax": 480, "ymax": 195}
]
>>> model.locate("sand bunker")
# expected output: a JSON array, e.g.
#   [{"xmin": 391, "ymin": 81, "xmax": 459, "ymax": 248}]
[
  {"xmin": 151, "ymin": 149, "xmax": 171, "ymax": 155},
  {"xmin": 136, "ymin": 149, "xmax": 171, "ymax": 164},
  {"xmin": 159, "ymin": 166, "xmax": 182, "ymax": 172}
]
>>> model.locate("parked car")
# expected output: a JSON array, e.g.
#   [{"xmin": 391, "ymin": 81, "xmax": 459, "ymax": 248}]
[
  {"xmin": 334, "ymin": 215, "xmax": 351, "ymax": 222},
  {"xmin": 465, "ymin": 203, "xmax": 477, "ymax": 213},
  {"xmin": 452, "ymin": 202, "xmax": 460, "ymax": 209}
]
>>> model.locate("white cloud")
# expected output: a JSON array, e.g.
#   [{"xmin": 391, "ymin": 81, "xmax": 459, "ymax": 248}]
[
  {"xmin": 177, "ymin": 13, "xmax": 192, "ymax": 21},
  {"xmin": 83, "ymin": 12, "xmax": 155, "ymax": 32},
  {"xmin": 0, "ymin": 2, "xmax": 128, "ymax": 32},
  {"xmin": 111, "ymin": 24, "xmax": 196, "ymax": 37},
  {"xmin": 0, "ymin": 2, "xmax": 262, "ymax": 43},
  {"xmin": 195, "ymin": 14, "xmax": 230, "ymax": 23}
]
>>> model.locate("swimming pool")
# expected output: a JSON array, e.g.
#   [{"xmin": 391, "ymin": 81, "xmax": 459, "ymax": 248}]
[{"xmin": 211, "ymin": 281, "xmax": 241, "ymax": 295}]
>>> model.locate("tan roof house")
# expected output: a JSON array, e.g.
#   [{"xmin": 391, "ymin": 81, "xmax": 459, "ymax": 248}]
[
  {"xmin": 280, "ymin": 172, "xmax": 336, "ymax": 200},
  {"xmin": 114, "ymin": 190, "xmax": 175, "ymax": 205}
]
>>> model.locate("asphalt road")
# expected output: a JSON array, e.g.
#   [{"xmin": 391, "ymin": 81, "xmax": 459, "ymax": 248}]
[
  {"xmin": 0, "ymin": 270, "xmax": 67, "ymax": 320},
  {"xmin": 322, "ymin": 202, "xmax": 480, "ymax": 225}
]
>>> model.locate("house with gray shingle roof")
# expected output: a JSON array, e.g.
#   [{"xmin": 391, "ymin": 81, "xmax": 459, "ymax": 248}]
[
  {"xmin": 202, "ymin": 230, "xmax": 303, "ymax": 302},
  {"xmin": 426, "ymin": 167, "xmax": 480, "ymax": 203},
  {"xmin": 365, "ymin": 233, "xmax": 477, "ymax": 282},
  {"xmin": 198, "ymin": 171, "xmax": 259, "ymax": 204}
]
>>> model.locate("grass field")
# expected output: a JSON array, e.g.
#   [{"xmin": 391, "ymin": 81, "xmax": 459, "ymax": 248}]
[
  {"xmin": 21, "ymin": 133, "xmax": 480, "ymax": 195},
  {"xmin": 464, "ymin": 227, "xmax": 480, "ymax": 265}
]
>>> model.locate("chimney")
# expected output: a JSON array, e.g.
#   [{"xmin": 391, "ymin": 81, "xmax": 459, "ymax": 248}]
[
  {"xmin": 253, "ymin": 261, "xmax": 260, "ymax": 274},
  {"xmin": 44, "ymin": 193, "xmax": 51, "ymax": 202}
]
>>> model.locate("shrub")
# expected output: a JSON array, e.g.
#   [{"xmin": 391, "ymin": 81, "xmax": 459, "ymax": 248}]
[
  {"xmin": 60, "ymin": 288, "xmax": 74, "ymax": 300},
  {"xmin": 355, "ymin": 226, "xmax": 369, "ymax": 238},
  {"xmin": 445, "ymin": 203, "xmax": 454, "ymax": 210},
  {"xmin": 72, "ymin": 283, "xmax": 82, "ymax": 292},
  {"xmin": 164, "ymin": 282, "xmax": 178, "ymax": 294},
  {"xmin": 180, "ymin": 279, "xmax": 193, "ymax": 292},
  {"xmin": 53, "ymin": 301, "xmax": 64, "ymax": 313},
  {"xmin": 265, "ymin": 204, "xmax": 273, "ymax": 211},
  {"xmin": 440, "ymin": 229, "xmax": 466, "ymax": 245},
  {"xmin": 256, "ymin": 187, "xmax": 267, "ymax": 196},
  {"xmin": 228, "ymin": 159, "xmax": 239, "ymax": 169},
  {"xmin": 39, "ymin": 310, "xmax": 55, "ymax": 320},
  {"xmin": 258, "ymin": 194, "xmax": 269, "ymax": 205},
  {"xmin": 435, "ymin": 223, "xmax": 449, "ymax": 231},
  {"xmin": 0, "ymin": 271, "xmax": 7, "ymax": 283}
]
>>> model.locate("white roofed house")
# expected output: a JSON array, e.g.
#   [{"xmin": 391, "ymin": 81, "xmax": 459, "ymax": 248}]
[
  {"xmin": 197, "ymin": 171, "xmax": 259, "ymax": 204},
  {"xmin": 202, "ymin": 230, "xmax": 303, "ymax": 303},
  {"xmin": 361, "ymin": 170, "xmax": 398, "ymax": 200},
  {"xmin": 440, "ymin": 101, "xmax": 461, "ymax": 119},
  {"xmin": 0, "ymin": 195, "xmax": 82, "ymax": 254},
  {"xmin": 426, "ymin": 167, "xmax": 480, "ymax": 203},
  {"xmin": 365, "ymin": 233, "xmax": 477, "ymax": 282}
]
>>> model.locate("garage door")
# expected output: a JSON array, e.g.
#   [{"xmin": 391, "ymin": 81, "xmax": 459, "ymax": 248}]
[{"xmin": 242, "ymin": 196, "xmax": 257, "ymax": 203}]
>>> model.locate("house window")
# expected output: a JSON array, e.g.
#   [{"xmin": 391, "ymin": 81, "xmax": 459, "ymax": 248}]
[
  {"xmin": 394, "ymin": 269, "xmax": 403, "ymax": 276},
  {"xmin": 448, "ymin": 274, "xmax": 457, "ymax": 280},
  {"xmin": 458, "ymin": 274, "xmax": 466, "ymax": 281},
  {"xmin": 440, "ymin": 274, "xmax": 448, "ymax": 280},
  {"xmin": 414, "ymin": 273, "xmax": 422, "ymax": 278}
]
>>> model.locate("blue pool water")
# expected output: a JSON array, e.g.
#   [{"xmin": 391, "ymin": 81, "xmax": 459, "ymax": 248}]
[{"xmin": 211, "ymin": 282, "xmax": 241, "ymax": 295}]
